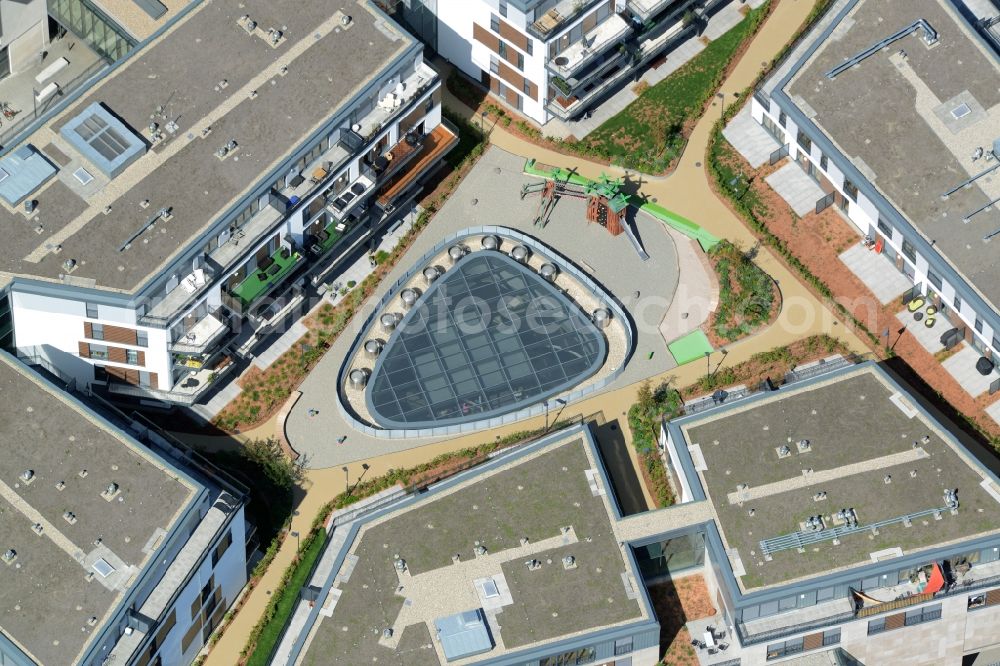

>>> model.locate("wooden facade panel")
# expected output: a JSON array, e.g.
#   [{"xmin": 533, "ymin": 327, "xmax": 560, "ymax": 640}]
[
  {"xmin": 103, "ymin": 324, "xmax": 138, "ymax": 345},
  {"xmin": 137, "ymin": 350, "xmax": 145, "ymax": 366},
  {"xmin": 884, "ymin": 613, "xmax": 905, "ymax": 631},
  {"xmin": 78, "ymin": 341, "xmax": 89, "ymax": 358},
  {"xmin": 497, "ymin": 19, "xmax": 530, "ymax": 53},
  {"xmin": 472, "ymin": 23, "xmax": 500, "ymax": 52},
  {"xmin": 83, "ymin": 322, "xmax": 93, "ymax": 338},
  {"xmin": 498, "ymin": 61, "xmax": 537, "ymax": 101},
  {"xmin": 802, "ymin": 632, "xmax": 823, "ymax": 651},
  {"xmin": 986, "ymin": 589, "xmax": 1000, "ymax": 606},
  {"xmin": 108, "ymin": 347, "xmax": 126, "ymax": 364}
]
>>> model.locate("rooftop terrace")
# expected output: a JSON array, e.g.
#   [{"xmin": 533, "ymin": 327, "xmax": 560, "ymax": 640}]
[
  {"xmin": 680, "ymin": 364, "xmax": 1000, "ymax": 592},
  {"xmin": 300, "ymin": 434, "xmax": 647, "ymax": 665},
  {"xmin": 0, "ymin": 353, "xmax": 196, "ymax": 665},
  {"xmin": 0, "ymin": 0, "xmax": 409, "ymax": 294},
  {"xmin": 784, "ymin": 0, "xmax": 1000, "ymax": 309}
]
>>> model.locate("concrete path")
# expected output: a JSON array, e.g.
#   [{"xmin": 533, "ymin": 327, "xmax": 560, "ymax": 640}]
[
  {"xmin": 942, "ymin": 345, "xmax": 996, "ymax": 397},
  {"xmin": 703, "ymin": 1, "xmax": 746, "ymax": 40},
  {"xmin": 641, "ymin": 37, "xmax": 706, "ymax": 86},
  {"xmin": 659, "ymin": 226, "xmax": 719, "ymax": 346},
  {"xmin": 190, "ymin": 382, "xmax": 241, "ymax": 421},
  {"xmin": 985, "ymin": 398, "xmax": 1000, "ymax": 427},
  {"xmin": 723, "ymin": 107, "xmax": 779, "ymax": 168},
  {"xmin": 765, "ymin": 161, "xmax": 825, "ymax": 217},
  {"xmin": 253, "ymin": 322, "xmax": 308, "ymax": 370},
  {"xmin": 839, "ymin": 244, "xmax": 911, "ymax": 305}
]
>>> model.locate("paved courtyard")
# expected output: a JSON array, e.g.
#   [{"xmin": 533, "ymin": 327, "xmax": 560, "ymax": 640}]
[
  {"xmin": 284, "ymin": 147, "xmax": 712, "ymax": 468},
  {"xmin": 722, "ymin": 107, "xmax": 779, "ymax": 168},
  {"xmin": 839, "ymin": 244, "xmax": 911, "ymax": 305},
  {"xmin": 942, "ymin": 345, "xmax": 998, "ymax": 398},
  {"xmin": 765, "ymin": 161, "xmax": 825, "ymax": 217},
  {"xmin": 898, "ymin": 308, "xmax": 945, "ymax": 354}
]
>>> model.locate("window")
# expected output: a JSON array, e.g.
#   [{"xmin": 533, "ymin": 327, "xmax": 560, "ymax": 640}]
[
  {"xmin": 822, "ymin": 628, "xmax": 841, "ymax": 646},
  {"xmin": 91, "ymin": 323, "xmax": 105, "ymax": 340},
  {"xmin": 88, "ymin": 344, "xmax": 108, "ymax": 360},
  {"xmin": 498, "ymin": 41, "xmax": 508, "ymax": 60},
  {"xmin": 867, "ymin": 618, "xmax": 886, "ymax": 635},
  {"xmin": 517, "ymin": 51, "xmax": 524, "ymax": 70},
  {"xmin": 126, "ymin": 349, "xmax": 139, "ymax": 365},
  {"xmin": 843, "ymin": 178, "xmax": 858, "ymax": 202},
  {"xmin": 927, "ymin": 269, "xmax": 942, "ymax": 290},
  {"xmin": 904, "ymin": 603, "xmax": 942, "ymax": 626},
  {"xmin": 526, "ymin": 38, "xmax": 533, "ymax": 56},
  {"xmin": 499, "ymin": 0, "xmax": 507, "ymax": 17},
  {"xmin": 976, "ymin": 316, "xmax": 984, "ymax": 333},
  {"xmin": 902, "ymin": 239, "xmax": 916, "ymax": 263},
  {"xmin": 137, "ymin": 331, "xmax": 148, "ymax": 348},
  {"xmin": 779, "ymin": 110, "xmax": 787, "ymax": 128},
  {"xmin": 954, "ymin": 294, "xmax": 963, "ymax": 312},
  {"xmin": 766, "ymin": 638, "xmax": 804, "ymax": 660},
  {"xmin": 212, "ymin": 530, "xmax": 233, "ymax": 566},
  {"xmin": 796, "ymin": 129, "xmax": 812, "ymax": 153},
  {"xmin": 490, "ymin": 13, "xmax": 500, "ymax": 32},
  {"xmin": 877, "ymin": 218, "xmax": 893, "ymax": 239},
  {"xmin": 614, "ymin": 637, "xmax": 633, "ymax": 656},
  {"xmin": 540, "ymin": 647, "xmax": 596, "ymax": 666},
  {"xmin": 490, "ymin": 56, "xmax": 499, "ymax": 74},
  {"xmin": 523, "ymin": 79, "xmax": 531, "ymax": 95},
  {"xmin": 969, "ymin": 593, "xmax": 988, "ymax": 610},
  {"xmin": 86, "ymin": 302, "xmax": 99, "ymax": 319},
  {"xmin": 819, "ymin": 153, "xmax": 828, "ymax": 171}
]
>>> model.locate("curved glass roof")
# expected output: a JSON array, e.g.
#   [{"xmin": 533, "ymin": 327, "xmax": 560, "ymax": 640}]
[{"xmin": 366, "ymin": 252, "xmax": 607, "ymax": 428}]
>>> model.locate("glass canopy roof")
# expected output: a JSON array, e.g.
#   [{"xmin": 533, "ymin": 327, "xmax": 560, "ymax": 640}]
[{"xmin": 366, "ymin": 252, "xmax": 607, "ymax": 428}]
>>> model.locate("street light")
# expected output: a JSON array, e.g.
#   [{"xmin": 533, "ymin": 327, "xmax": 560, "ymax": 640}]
[
  {"xmin": 342, "ymin": 466, "xmax": 349, "ymax": 492},
  {"xmin": 480, "ymin": 110, "xmax": 488, "ymax": 137},
  {"xmin": 704, "ymin": 350, "xmax": 712, "ymax": 381},
  {"xmin": 290, "ymin": 530, "xmax": 300, "ymax": 555},
  {"xmin": 716, "ymin": 91, "xmax": 725, "ymax": 120}
]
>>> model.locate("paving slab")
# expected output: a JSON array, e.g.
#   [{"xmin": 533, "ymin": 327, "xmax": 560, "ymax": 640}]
[
  {"xmin": 642, "ymin": 37, "xmax": 706, "ymax": 86},
  {"xmin": 985, "ymin": 397, "xmax": 1000, "ymax": 427},
  {"xmin": 838, "ymin": 243, "xmax": 911, "ymax": 305},
  {"xmin": 942, "ymin": 344, "xmax": 998, "ymax": 397},
  {"xmin": 722, "ymin": 107, "xmax": 780, "ymax": 168},
  {"xmin": 703, "ymin": 1, "xmax": 745, "ymax": 41},
  {"xmin": 765, "ymin": 161, "xmax": 825, "ymax": 217}
]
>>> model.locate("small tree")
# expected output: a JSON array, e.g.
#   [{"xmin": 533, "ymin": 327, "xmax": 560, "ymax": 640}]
[{"xmin": 241, "ymin": 437, "xmax": 302, "ymax": 490}]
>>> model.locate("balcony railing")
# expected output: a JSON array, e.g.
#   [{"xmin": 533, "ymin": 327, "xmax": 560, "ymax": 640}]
[
  {"xmin": 222, "ymin": 246, "xmax": 303, "ymax": 317},
  {"xmin": 548, "ymin": 15, "xmax": 632, "ymax": 79},
  {"xmin": 105, "ymin": 356, "xmax": 235, "ymax": 405},
  {"xmin": 169, "ymin": 309, "xmax": 229, "ymax": 354}
]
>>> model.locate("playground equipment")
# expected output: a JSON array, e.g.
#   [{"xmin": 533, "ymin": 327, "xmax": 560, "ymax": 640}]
[{"xmin": 520, "ymin": 171, "xmax": 649, "ymax": 260}]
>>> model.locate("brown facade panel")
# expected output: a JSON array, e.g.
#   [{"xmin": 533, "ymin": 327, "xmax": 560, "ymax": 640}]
[
  {"xmin": 497, "ymin": 62, "xmax": 538, "ymax": 101},
  {"xmin": 78, "ymin": 341, "xmax": 89, "ymax": 358},
  {"xmin": 137, "ymin": 350, "xmax": 145, "ymax": 366},
  {"xmin": 103, "ymin": 324, "xmax": 138, "ymax": 345},
  {"xmin": 108, "ymin": 347, "xmax": 127, "ymax": 364},
  {"xmin": 83, "ymin": 322, "xmax": 93, "ymax": 338},
  {"xmin": 497, "ymin": 19, "xmax": 530, "ymax": 53},
  {"xmin": 802, "ymin": 632, "xmax": 823, "ymax": 651},
  {"xmin": 987, "ymin": 589, "xmax": 1000, "ymax": 606},
  {"xmin": 884, "ymin": 613, "xmax": 905, "ymax": 631},
  {"xmin": 472, "ymin": 23, "xmax": 500, "ymax": 52},
  {"xmin": 149, "ymin": 372, "xmax": 158, "ymax": 390}
]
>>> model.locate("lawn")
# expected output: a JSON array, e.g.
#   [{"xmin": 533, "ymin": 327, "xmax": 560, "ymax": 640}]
[
  {"xmin": 577, "ymin": 3, "xmax": 769, "ymax": 172},
  {"xmin": 246, "ymin": 529, "xmax": 328, "ymax": 666}
]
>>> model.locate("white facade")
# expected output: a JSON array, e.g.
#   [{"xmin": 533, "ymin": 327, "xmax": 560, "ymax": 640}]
[{"xmin": 750, "ymin": 95, "xmax": 1000, "ymax": 357}]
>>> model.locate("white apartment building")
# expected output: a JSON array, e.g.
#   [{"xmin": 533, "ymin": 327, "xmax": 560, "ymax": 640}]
[
  {"xmin": 389, "ymin": 0, "xmax": 727, "ymax": 124},
  {"xmin": 0, "ymin": 351, "xmax": 249, "ymax": 666},
  {"xmin": 0, "ymin": 0, "xmax": 455, "ymax": 406},
  {"xmin": 750, "ymin": 0, "xmax": 1000, "ymax": 383}
]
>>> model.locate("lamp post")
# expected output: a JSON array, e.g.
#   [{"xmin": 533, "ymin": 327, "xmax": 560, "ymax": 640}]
[
  {"xmin": 480, "ymin": 110, "xmax": 487, "ymax": 137},
  {"xmin": 704, "ymin": 350, "xmax": 712, "ymax": 381},
  {"xmin": 342, "ymin": 466, "xmax": 349, "ymax": 493},
  {"xmin": 290, "ymin": 530, "xmax": 300, "ymax": 557},
  {"xmin": 716, "ymin": 91, "xmax": 725, "ymax": 120},
  {"xmin": 544, "ymin": 400, "xmax": 550, "ymax": 430}
]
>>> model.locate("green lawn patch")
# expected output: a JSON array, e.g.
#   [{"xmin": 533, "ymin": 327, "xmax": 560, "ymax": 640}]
[
  {"xmin": 246, "ymin": 529, "xmax": 328, "ymax": 666},
  {"xmin": 576, "ymin": 3, "xmax": 769, "ymax": 173},
  {"xmin": 668, "ymin": 329, "xmax": 714, "ymax": 366}
]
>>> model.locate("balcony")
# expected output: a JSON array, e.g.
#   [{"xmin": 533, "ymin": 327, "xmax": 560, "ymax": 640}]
[
  {"xmin": 376, "ymin": 122, "xmax": 458, "ymax": 209},
  {"xmin": 307, "ymin": 218, "xmax": 347, "ymax": 256},
  {"xmin": 547, "ymin": 14, "xmax": 633, "ymax": 80},
  {"xmin": 327, "ymin": 171, "xmax": 376, "ymax": 222},
  {"xmin": 106, "ymin": 356, "xmax": 235, "ymax": 405},
  {"xmin": 223, "ymin": 246, "xmax": 303, "ymax": 316},
  {"xmin": 353, "ymin": 62, "xmax": 438, "ymax": 141},
  {"xmin": 630, "ymin": 0, "xmax": 681, "ymax": 21},
  {"xmin": 169, "ymin": 310, "xmax": 229, "ymax": 354},
  {"xmin": 530, "ymin": 0, "xmax": 602, "ymax": 39}
]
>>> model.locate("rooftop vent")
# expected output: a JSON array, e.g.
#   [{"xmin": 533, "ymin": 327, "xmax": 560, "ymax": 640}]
[
  {"xmin": 400, "ymin": 288, "xmax": 419, "ymax": 309},
  {"xmin": 393, "ymin": 556, "xmax": 407, "ymax": 573},
  {"xmin": 813, "ymin": 491, "xmax": 827, "ymax": 502},
  {"xmin": 19, "ymin": 469, "xmax": 34, "ymax": 484},
  {"xmin": 423, "ymin": 266, "xmax": 441, "ymax": 284},
  {"xmin": 803, "ymin": 515, "xmax": 825, "ymax": 532},
  {"xmin": 835, "ymin": 508, "xmax": 858, "ymax": 527},
  {"xmin": 448, "ymin": 245, "xmax": 466, "ymax": 264},
  {"xmin": 63, "ymin": 511, "xmax": 77, "ymax": 524},
  {"xmin": 348, "ymin": 368, "xmax": 370, "ymax": 389},
  {"xmin": 591, "ymin": 308, "xmax": 611, "ymax": 328},
  {"xmin": 562, "ymin": 555, "xmax": 576, "ymax": 569},
  {"xmin": 2, "ymin": 549, "xmax": 16, "ymax": 565},
  {"xmin": 474, "ymin": 542, "xmax": 487, "ymax": 556},
  {"xmin": 509, "ymin": 245, "xmax": 530, "ymax": 263},
  {"xmin": 776, "ymin": 445, "xmax": 791, "ymax": 458},
  {"xmin": 380, "ymin": 312, "xmax": 402, "ymax": 332},
  {"xmin": 102, "ymin": 482, "xmax": 120, "ymax": 501},
  {"xmin": 31, "ymin": 522, "xmax": 43, "ymax": 535},
  {"xmin": 525, "ymin": 558, "xmax": 542, "ymax": 571},
  {"xmin": 944, "ymin": 488, "xmax": 959, "ymax": 510},
  {"xmin": 341, "ymin": 15, "xmax": 352, "ymax": 27},
  {"xmin": 364, "ymin": 339, "xmax": 383, "ymax": 359},
  {"xmin": 382, "ymin": 627, "xmax": 393, "ymax": 639},
  {"xmin": 92, "ymin": 558, "xmax": 115, "ymax": 578},
  {"xmin": 480, "ymin": 235, "xmax": 500, "ymax": 251},
  {"xmin": 539, "ymin": 263, "xmax": 558, "ymax": 282},
  {"xmin": 884, "ymin": 475, "xmax": 892, "ymax": 485},
  {"xmin": 797, "ymin": 439, "xmax": 811, "ymax": 453}
]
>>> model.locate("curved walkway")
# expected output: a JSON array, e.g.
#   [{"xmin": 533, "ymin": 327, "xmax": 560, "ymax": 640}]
[{"xmin": 199, "ymin": 3, "xmax": 870, "ymax": 664}]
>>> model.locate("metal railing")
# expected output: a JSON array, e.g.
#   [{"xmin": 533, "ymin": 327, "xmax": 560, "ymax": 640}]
[
  {"xmin": 737, "ymin": 610, "xmax": 855, "ymax": 646},
  {"xmin": 335, "ymin": 226, "xmax": 636, "ymax": 439}
]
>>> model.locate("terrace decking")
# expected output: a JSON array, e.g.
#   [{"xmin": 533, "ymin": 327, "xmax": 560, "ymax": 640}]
[
  {"xmin": 227, "ymin": 248, "xmax": 302, "ymax": 311},
  {"xmin": 377, "ymin": 124, "xmax": 458, "ymax": 207}
]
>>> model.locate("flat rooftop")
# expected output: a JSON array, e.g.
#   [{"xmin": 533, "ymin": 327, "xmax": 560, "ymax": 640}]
[
  {"xmin": 0, "ymin": 0, "xmax": 408, "ymax": 293},
  {"xmin": 301, "ymin": 434, "xmax": 647, "ymax": 665},
  {"xmin": 785, "ymin": 0, "xmax": 1000, "ymax": 309},
  {"xmin": 680, "ymin": 364, "xmax": 1000, "ymax": 592},
  {"xmin": 0, "ymin": 354, "xmax": 196, "ymax": 665}
]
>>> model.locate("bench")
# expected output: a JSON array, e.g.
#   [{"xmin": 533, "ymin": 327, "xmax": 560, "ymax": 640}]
[{"xmin": 35, "ymin": 57, "xmax": 70, "ymax": 85}]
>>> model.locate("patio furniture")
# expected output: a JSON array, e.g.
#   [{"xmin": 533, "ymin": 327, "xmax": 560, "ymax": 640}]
[
  {"xmin": 289, "ymin": 174, "xmax": 305, "ymax": 188},
  {"xmin": 311, "ymin": 166, "xmax": 328, "ymax": 182},
  {"xmin": 926, "ymin": 305, "xmax": 937, "ymax": 315},
  {"xmin": 351, "ymin": 182, "xmax": 366, "ymax": 196},
  {"xmin": 703, "ymin": 632, "xmax": 716, "ymax": 648},
  {"xmin": 258, "ymin": 255, "xmax": 275, "ymax": 271},
  {"xmin": 266, "ymin": 263, "xmax": 280, "ymax": 277},
  {"xmin": 914, "ymin": 312, "xmax": 923, "ymax": 322},
  {"xmin": 279, "ymin": 246, "xmax": 291, "ymax": 260},
  {"xmin": 713, "ymin": 629, "xmax": 726, "ymax": 640},
  {"xmin": 976, "ymin": 356, "xmax": 995, "ymax": 376},
  {"xmin": 940, "ymin": 327, "xmax": 961, "ymax": 346},
  {"xmin": 924, "ymin": 315, "xmax": 936, "ymax": 328},
  {"xmin": 907, "ymin": 297, "xmax": 926, "ymax": 312}
]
